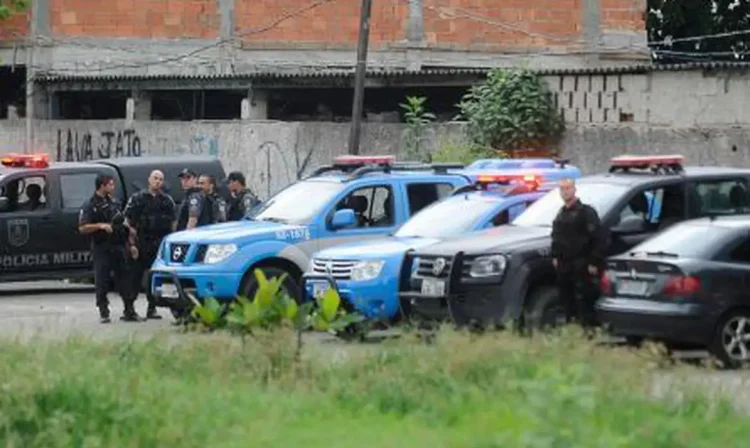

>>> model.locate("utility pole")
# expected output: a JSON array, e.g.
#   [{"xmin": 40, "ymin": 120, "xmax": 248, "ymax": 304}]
[
  {"xmin": 347, "ymin": 0, "xmax": 373, "ymax": 155},
  {"xmin": 25, "ymin": 0, "xmax": 38, "ymax": 154}
]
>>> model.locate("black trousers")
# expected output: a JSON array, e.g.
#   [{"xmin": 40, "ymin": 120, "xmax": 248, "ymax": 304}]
[
  {"xmin": 556, "ymin": 261, "xmax": 599, "ymax": 327},
  {"xmin": 130, "ymin": 241, "xmax": 160, "ymax": 310},
  {"xmin": 93, "ymin": 245, "xmax": 133, "ymax": 313}
]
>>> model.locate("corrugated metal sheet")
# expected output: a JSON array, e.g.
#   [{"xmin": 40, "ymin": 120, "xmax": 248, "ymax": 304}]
[{"xmin": 36, "ymin": 61, "xmax": 750, "ymax": 84}]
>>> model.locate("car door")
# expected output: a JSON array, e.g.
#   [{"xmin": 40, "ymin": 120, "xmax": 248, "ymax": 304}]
[
  {"xmin": 403, "ymin": 181, "xmax": 457, "ymax": 219},
  {"xmin": 0, "ymin": 171, "xmax": 58, "ymax": 277},
  {"xmin": 56, "ymin": 169, "xmax": 115, "ymax": 272},
  {"xmin": 607, "ymin": 181, "xmax": 684, "ymax": 256},
  {"xmin": 314, "ymin": 182, "xmax": 401, "ymax": 254}
]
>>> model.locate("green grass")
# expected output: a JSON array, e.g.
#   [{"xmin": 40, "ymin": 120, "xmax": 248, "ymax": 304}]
[{"xmin": 0, "ymin": 328, "xmax": 749, "ymax": 447}]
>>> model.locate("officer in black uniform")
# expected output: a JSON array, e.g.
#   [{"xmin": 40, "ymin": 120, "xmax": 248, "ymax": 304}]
[
  {"xmin": 199, "ymin": 173, "xmax": 226, "ymax": 224},
  {"xmin": 78, "ymin": 174, "xmax": 138, "ymax": 323},
  {"xmin": 175, "ymin": 168, "xmax": 204, "ymax": 231},
  {"xmin": 226, "ymin": 171, "xmax": 260, "ymax": 221},
  {"xmin": 551, "ymin": 178, "xmax": 608, "ymax": 329},
  {"xmin": 124, "ymin": 169, "xmax": 176, "ymax": 320}
]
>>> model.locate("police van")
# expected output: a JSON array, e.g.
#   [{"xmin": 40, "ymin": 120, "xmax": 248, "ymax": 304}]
[{"xmin": 0, "ymin": 153, "xmax": 225, "ymax": 283}]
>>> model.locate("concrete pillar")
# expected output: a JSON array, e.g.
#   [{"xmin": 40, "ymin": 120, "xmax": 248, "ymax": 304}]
[
  {"xmin": 582, "ymin": 0, "xmax": 601, "ymax": 64},
  {"xmin": 130, "ymin": 90, "xmax": 152, "ymax": 120},
  {"xmin": 242, "ymin": 89, "xmax": 268, "ymax": 120}
]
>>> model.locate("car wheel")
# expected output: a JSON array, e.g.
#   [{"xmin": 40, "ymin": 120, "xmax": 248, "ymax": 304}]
[
  {"xmin": 524, "ymin": 286, "xmax": 566, "ymax": 331},
  {"xmin": 710, "ymin": 310, "xmax": 750, "ymax": 369},
  {"xmin": 240, "ymin": 266, "xmax": 301, "ymax": 303}
]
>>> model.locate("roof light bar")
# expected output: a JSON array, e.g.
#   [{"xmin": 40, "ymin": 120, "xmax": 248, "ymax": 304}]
[
  {"xmin": 333, "ymin": 155, "xmax": 395, "ymax": 166},
  {"xmin": 0, "ymin": 153, "xmax": 50, "ymax": 168},
  {"xmin": 610, "ymin": 155, "xmax": 685, "ymax": 167},
  {"xmin": 476, "ymin": 173, "xmax": 541, "ymax": 187}
]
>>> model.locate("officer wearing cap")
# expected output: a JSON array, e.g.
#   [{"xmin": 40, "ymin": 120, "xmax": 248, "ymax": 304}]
[
  {"xmin": 175, "ymin": 168, "xmax": 204, "ymax": 231},
  {"xmin": 124, "ymin": 169, "xmax": 176, "ymax": 320},
  {"xmin": 226, "ymin": 171, "xmax": 260, "ymax": 221},
  {"xmin": 78, "ymin": 174, "xmax": 138, "ymax": 323}
]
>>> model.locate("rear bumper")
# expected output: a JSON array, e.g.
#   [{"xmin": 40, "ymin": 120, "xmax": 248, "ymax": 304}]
[{"xmin": 596, "ymin": 297, "xmax": 712, "ymax": 345}]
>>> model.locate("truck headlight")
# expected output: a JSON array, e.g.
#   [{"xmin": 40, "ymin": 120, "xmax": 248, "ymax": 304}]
[
  {"xmin": 204, "ymin": 244, "xmax": 237, "ymax": 264},
  {"xmin": 350, "ymin": 260, "xmax": 385, "ymax": 282},
  {"xmin": 469, "ymin": 255, "xmax": 507, "ymax": 278}
]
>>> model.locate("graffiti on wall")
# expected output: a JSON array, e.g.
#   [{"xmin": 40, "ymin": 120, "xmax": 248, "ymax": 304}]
[
  {"xmin": 155, "ymin": 134, "xmax": 219, "ymax": 157},
  {"xmin": 251, "ymin": 140, "xmax": 315, "ymax": 198},
  {"xmin": 56, "ymin": 129, "xmax": 142, "ymax": 162}
]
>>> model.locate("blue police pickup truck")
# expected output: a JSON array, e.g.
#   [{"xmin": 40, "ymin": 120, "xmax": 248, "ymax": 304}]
[
  {"xmin": 302, "ymin": 159, "xmax": 581, "ymax": 321},
  {"xmin": 150, "ymin": 155, "xmax": 479, "ymax": 307}
]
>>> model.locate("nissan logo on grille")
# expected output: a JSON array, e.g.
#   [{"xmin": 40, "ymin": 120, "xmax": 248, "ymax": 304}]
[{"xmin": 432, "ymin": 257, "xmax": 447, "ymax": 276}]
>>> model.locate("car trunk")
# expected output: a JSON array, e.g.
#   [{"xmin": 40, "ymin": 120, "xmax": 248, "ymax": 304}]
[{"xmin": 602, "ymin": 256, "xmax": 703, "ymax": 302}]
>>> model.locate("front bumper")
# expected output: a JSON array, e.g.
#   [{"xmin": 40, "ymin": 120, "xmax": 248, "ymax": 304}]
[
  {"xmin": 302, "ymin": 273, "xmax": 399, "ymax": 319},
  {"xmin": 398, "ymin": 252, "xmax": 521, "ymax": 326},
  {"xmin": 149, "ymin": 265, "xmax": 243, "ymax": 307},
  {"xmin": 596, "ymin": 297, "xmax": 712, "ymax": 345}
]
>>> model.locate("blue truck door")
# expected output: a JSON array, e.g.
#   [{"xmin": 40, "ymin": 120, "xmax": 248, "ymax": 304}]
[
  {"xmin": 403, "ymin": 181, "xmax": 458, "ymax": 219},
  {"xmin": 316, "ymin": 182, "xmax": 402, "ymax": 252}
]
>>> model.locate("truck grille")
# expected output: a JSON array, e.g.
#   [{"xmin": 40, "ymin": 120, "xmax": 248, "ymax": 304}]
[
  {"xmin": 310, "ymin": 259, "xmax": 356, "ymax": 280},
  {"xmin": 169, "ymin": 243, "xmax": 190, "ymax": 263},
  {"xmin": 415, "ymin": 255, "xmax": 454, "ymax": 279}
]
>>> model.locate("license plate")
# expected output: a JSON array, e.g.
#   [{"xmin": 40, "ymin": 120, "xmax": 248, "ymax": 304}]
[
  {"xmin": 159, "ymin": 283, "xmax": 179, "ymax": 298},
  {"xmin": 312, "ymin": 282, "xmax": 330, "ymax": 299},
  {"xmin": 617, "ymin": 279, "xmax": 648, "ymax": 296},
  {"xmin": 421, "ymin": 278, "xmax": 445, "ymax": 297}
]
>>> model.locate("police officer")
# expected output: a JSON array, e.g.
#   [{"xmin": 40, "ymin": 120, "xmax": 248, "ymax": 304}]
[
  {"xmin": 78, "ymin": 174, "xmax": 138, "ymax": 323},
  {"xmin": 551, "ymin": 178, "xmax": 608, "ymax": 329},
  {"xmin": 124, "ymin": 169, "xmax": 176, "ymax": 320},
  {"xmin": 226, "ymin": 171, "xmax": 260, "ymax": 221},
  {"xmin": 199, "ymin": 174, "xmax": 227, "ymax": 224},
  {"xmin": 175, "ymin": 168, "xmax": 204, "ymax": 231}
]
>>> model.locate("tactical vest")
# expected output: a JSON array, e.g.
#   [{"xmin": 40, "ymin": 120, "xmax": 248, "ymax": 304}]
[{"xmin": 176, "ymin": 187, "xmax": 202, "ymax": 231}]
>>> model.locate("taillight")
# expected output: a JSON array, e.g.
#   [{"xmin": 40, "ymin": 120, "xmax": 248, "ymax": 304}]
[
  {"xmin": 663, "ymin": 275, "xmax": 701, "ymax": 296},
  {"xmin": 600, "ymin": 272, "xmax": 612, "ymax": 295}
]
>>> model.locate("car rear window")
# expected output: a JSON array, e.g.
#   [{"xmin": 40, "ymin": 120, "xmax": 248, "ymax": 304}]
[{"xmin": 629, "ymin": 223, "xmax": 739, "ymax": 259}]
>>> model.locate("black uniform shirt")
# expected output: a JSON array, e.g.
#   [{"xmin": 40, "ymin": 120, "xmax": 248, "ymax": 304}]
[
  {"xmin": 228, "ymin": 188, "xmax": 260, "ymax": 221},
  {"xmin": 124, "ymin": 189, "xmax": 176, "ymax": 243},
  {"xmin": 175, "ymin": 187, "xmax": 204, "ymax": 231},
  {"xmin": 551, "ymin": 198, "xmax": 608, "ymax": 268},
  {"xmin": 79, "ymin": 194, "xmax": 127, "ymax": 249}
]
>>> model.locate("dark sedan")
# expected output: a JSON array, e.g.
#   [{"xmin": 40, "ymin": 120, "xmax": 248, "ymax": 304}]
[{"xmin": 597, "ymin": 216, "xmax": 750, "ymax": 368}]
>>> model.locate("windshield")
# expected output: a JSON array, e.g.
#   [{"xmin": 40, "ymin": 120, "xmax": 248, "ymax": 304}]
[
  {"xmin": 512, "ymin": 183, "xmax": 629, "ymax": 227},
  {"xmin": 629, "ymin": 223, "xmax": 737, "ymax": 259},
  {"xmin": 395, "ymin": 194, "xmax": 501, "ymax": 238},
  {"xmin": 248, "ymin": 180, "xmax": 344, "ymax": 224}
]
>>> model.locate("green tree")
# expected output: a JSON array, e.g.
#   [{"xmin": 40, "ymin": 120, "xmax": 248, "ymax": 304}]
[
  {"xmin": 648, "ymin": 0, "xmax": 750, "ymax": 62},
  {"xmin": 456, "ymin": 68, "xmax": 564, "ymax": 154}
]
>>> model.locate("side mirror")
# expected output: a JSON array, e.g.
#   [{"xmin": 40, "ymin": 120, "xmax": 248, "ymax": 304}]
[
  {"xmin": 0, "ymin": 197, "xmax": 8, "ymax": 212},
  {"xmin": 331, "ymin": 209, "xmax": 356, "ymax": 229},
  {"xmin": 611, "ymin": 216, "xmax": 646, "ymax": 234}
]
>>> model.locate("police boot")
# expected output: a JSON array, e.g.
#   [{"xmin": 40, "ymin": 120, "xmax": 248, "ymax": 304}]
[
  {"xmin": 99, "ymin": 307, "xmax": 111, "ymax": 324},
  {"xmin": 146, "ymin": 305, "xmax": 162, "ymax": 320},
  {"xmin": 121, "ymin": 304, "xmax": 143, "ymax": 322}
]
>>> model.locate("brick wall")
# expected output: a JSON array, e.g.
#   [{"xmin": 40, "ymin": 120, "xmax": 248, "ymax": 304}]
[
  {"xmin": 601, "ymin": 0, "xmax": 644, "ymax": 32},
  {"xmin": 49, "ymin": 0, "xmax": 220, "ymax": 38},
  {"xmin": 0, "ymin": 0, "xmax": 644, "ymax": 47},
  {"xmin": 0, "ymin": 10, "xmax": 29, "ymax": 40}
]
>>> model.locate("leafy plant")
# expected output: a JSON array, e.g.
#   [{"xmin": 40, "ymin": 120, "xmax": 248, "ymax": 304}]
[
  {"xmin": 189, "ymin": 298, "xmax": 227, "ymax": 331},
  {"xmin": 0, "ymin": 0, "xmax": 28, "ymax": 22},
  {"xmin": 400, "ymin": 96, "xmax": 436, "ymax": 162},
  {"xmin": 225, "ymin": 270, "xmax": 298, "ymax": 333},
  {"xmin": 431, "ymin": 140, "xmax": 505, "ymax": 165},
  {"xmin": 457, "ymin": 68, "xmax": 564, "ymax": 154}
]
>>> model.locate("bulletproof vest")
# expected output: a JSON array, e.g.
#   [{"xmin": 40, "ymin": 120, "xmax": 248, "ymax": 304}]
[
  {"xmin": 198, "ymin": 194, "xmax": 214, "ymax": 226},
  {"xmin": 90, "ymin": 195, "xmax": 126, "ymax": 247},
  {"xmin": 176, "ymin": 187, "xmax": 202, "ymax": 231},
  {"xmin": 228, "ymin": 189, "xmax": 257, "ymax": 221},
  {"xmin": 139, "ymin": 191, "xmax": 174, "ymax": 239}
]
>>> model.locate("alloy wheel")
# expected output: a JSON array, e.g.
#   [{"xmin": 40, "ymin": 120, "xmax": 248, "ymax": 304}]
[{"xmin": 721, "ymin": 316, "xmax": 750, "ymax": 362}]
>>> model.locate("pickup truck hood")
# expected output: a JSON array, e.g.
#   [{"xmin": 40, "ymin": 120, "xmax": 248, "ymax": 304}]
[
  {"xmin": 165, "ymin": 220, "xmax": 309, "ymax": 245},
  {"xmin": 415, "ymin": 225, "xmax": 551, "ymax": 256},
  {"xmin": 315, "ymin": 236, "xmax": 441, "ymax": 261}
]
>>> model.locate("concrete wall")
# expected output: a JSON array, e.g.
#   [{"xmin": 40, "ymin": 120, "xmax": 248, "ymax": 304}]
[{"xmin": 2, "ymin": 119, "xmax": 750, "ymax": 199}]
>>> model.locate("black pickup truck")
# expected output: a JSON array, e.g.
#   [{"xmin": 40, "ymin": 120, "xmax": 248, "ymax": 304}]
[{"xmin": 0, "ymin": 154, "xmax": 226, "ymax": 283}]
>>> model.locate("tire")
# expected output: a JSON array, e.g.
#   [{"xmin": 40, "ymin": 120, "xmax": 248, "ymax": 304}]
[
  {"xmin": 709, "ymin": 309, "xmax": 750, "ymax": 369},
  {"xmin": 523, "ymin": 286, "xmax": 566, "ymax": 331},
  {"xmin": 240, "ymin": 266, "xmax": 301, "ymax": 303}
]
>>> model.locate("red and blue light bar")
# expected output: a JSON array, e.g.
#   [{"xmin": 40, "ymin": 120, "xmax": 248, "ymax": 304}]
[
  {"xmin": 475, "ymin": 173, "xmax": 542, "ymax": 191},
  {"xmin": 333, "ymin": 155, "xmax": 395, "ymax": 166},
  {"xmin": 0, "ymin": 153, "xmax": 50, "ymax": 168},
  {"xmin": 610, "ymin": 154, "xmax": 684, "ymax": 168}
]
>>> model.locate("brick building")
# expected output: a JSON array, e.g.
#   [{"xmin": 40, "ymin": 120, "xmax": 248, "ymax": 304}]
[{"xmin": 1, "ymin": 0, "xmax": 647, "ymax": 121}]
